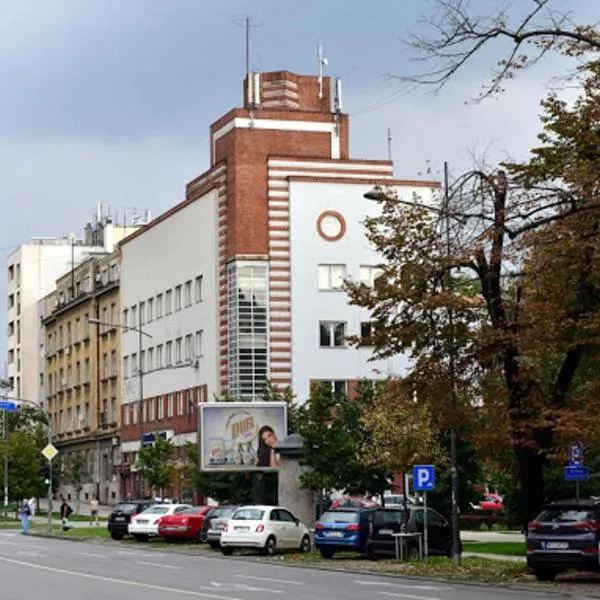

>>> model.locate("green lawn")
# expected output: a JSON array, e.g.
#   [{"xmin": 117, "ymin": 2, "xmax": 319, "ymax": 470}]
[
  {"xmin": 462, "ymin": 541, "xmax": 526, "ymax": 556},
  {"xmin": 36, "ymin": 511, "xmax": 107, "ymax": 522}
]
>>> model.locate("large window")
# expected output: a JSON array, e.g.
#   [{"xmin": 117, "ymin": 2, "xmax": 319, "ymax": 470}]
[
  {"xmin": 318, "ymin": 264, "xmax": 346, "ymax": 291},
  {"xmin": 319, "ymin": 321, "xmax": 346, "ymax": 347},
  {"xmin": 228, "ymin": 261, "xmax": 269, "ymax": 399},
  {"xmin": 359, "ymin": 265, "xmax": 383, "ymax": 287}
]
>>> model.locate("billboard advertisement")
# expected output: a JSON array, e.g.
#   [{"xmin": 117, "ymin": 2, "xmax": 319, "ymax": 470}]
[{"xmin": 200, "ymin": 402, "xmax": 288, "ymax": 471}]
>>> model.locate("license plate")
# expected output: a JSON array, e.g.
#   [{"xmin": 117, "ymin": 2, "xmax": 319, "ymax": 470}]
[
  {"xmin": 114, "ymin": 516, "xmax": 125, "ymax": 522},
  {"xmin": 379, "ymin": 529, "xmax": 393, "ymax": 535},
  {"xmin": 326, "ymin": 531, "xmax": 344, "ymax": 537},
  {"xmin": 137, "ymin": 520, "xmax": 148, "ymax": 525},
  {"xmin": 543, "ymin": 541, "xmax": 569, "ymax": 550},
  {"xmin": 235, "ymin": 526, "xmax": 249, "ymax": 532}
]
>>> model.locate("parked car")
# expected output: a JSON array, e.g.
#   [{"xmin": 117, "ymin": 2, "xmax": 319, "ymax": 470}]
[
  {"xmin": 107, "ymin": 499, "xmax": 155, "ymax": 541},
  {"xmin": 220, "ymin": 505, "xmax": 311, "ymax": 556},
  {"xmin": 474, "ymin": 493, "xmax": 504, "ymax": 512},
  {"xmin": 365, "ymin": 506, "xmax": 456, "ymax": 560},
  {"xmin": 157, "ymin": 505, "xmax": 212, "ymax": 543},
  {"xmin": 202, "ymin": 506, "xmax": 239, "ymax": 548},
  {"xmin": 128, "ymin": 503, "xmax": 192, "ymax": 541},
  {"xmin": 314, "ymin": 507, "xmax": 377, "ymax": 558},
  {"xmin": 527, "ymin": 498, "xmax": 600, "ymax": 581},
  {"xmin": 330, "ymin": 496, "xmax": 380, "ymax": 509}
]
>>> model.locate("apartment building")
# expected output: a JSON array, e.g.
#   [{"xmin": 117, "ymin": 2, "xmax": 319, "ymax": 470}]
[{"xmin": 116, "ymin": 69, "xmax": 438, "ymax": 498}]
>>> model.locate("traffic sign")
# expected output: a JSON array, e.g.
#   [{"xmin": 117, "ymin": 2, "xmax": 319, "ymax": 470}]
[
  {"xmin": 0, "ymin": 401, "xmax": 16, "ymax": 412},
  {"xmin": 413, "ymin": 465, "xmax": 436, "ymax": 492},
  {"xmin": 41, "ymin": 444, "xmax": 59, "ymax": 461},
  {"xmin": 565, "ymin": 466, "xmax": 590, "ymax": 482},
  {"xmin": 569, "ymin": 441, "xmax": 584, "ymax": 467}
]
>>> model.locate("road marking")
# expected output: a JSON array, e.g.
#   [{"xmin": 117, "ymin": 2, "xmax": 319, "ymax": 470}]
[
  {"xmin": 117, "ymin": 549, "xmax": 166, "ymax": 557},
  {"xmin": 355, "ymin": 581, "xmax": 446, "ymax": 591},
  {"xmin": 206, "ymin": 583, "xmax": 283, "ymax": 594},
  {"xmin": 380, "ymin": 592, "xmax": 444, "ymax": 600},
  {"xmin": 0, "ymin": 556, "xmax": 242, "ymax": 600},
  {"xmin": 79, "ymin": 552, "xmax": 106, "ymax": 559},
  {"xmin": 137, "ymin": 560, "xmax": 183, "ymax": 570},
  {"xmin": 16, "ymin": 551, "xmax": 44, "ymax": 557},
  {"xmin": 235, "ymin": 574, "xmax": 302, "ymax": 585}
]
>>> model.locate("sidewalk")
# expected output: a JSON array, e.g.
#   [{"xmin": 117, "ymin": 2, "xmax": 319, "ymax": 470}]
[
  {"xmin": 37, "ymin": 498, "xmax": 114, "ymax": 518},
  {"xmin": 461, "ymin": 530, "xmax": 525, "ymax": 543}
]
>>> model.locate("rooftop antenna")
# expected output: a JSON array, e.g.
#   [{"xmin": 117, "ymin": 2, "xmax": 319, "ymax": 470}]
[
  {"xmin": 318, "ymin": 42, "xmax": 328, "ymax": 100},
  {"xmin": 334, "ymin": 77, "xmax": 343, "ymax": 114},
  {"xmin": 233, "ymin": 15, "xmax": 261, "ymax": 108},
  {"xmin": 387, "ymin": 128, "xmax": 393, "ymax": 162}
]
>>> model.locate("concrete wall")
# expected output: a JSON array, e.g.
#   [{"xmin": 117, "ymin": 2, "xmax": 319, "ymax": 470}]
[{"xmin": 278, "ymin": 456, "xmax": 315, "ymax": 528}]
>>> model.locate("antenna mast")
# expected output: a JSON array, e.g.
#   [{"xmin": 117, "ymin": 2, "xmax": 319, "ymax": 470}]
[
  {"xmin": 245, "ymin": 17, "xmax": 250, "ymax": 80},
  {"xmin": 317, "ymin": 42, "xmax": 328, "ymax": 100},
  {"xmin": 387, "ymin": 128, "xmax": 393, "ymax": 162}
]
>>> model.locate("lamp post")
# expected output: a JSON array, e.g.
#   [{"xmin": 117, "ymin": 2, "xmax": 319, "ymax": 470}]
[{"xmin": 364, "ymin": 170, "xmax": 461, "ymax": 567}]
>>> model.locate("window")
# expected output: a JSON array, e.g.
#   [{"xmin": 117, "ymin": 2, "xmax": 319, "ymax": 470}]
[
  {"xmin": 166, "ymin": 342, "xmax": 173, "ymax": 366},
  {"xmin": 360, "ymin": 322, "xmax": 375, "ymax": 345},
  {"xmin": 102, "ymin": 306, "xmax": 108, "ymax": 332},
  {"xmin": 67, "ymin": 321, "xmax": 72, "ymax": 344},
  {"xmin": 75, "ymin": 318, "xmax": 81, "ymax": 342},
  {"xmin": 148, "ymin": 398, "xmax": 155, "ymax": 422},
  {"xmin": 177, "ymin": 392, "xmax": 183, "ymax": 416},
  {"xmin": 76, "ymin": 361, "xmax": 81, "ymax": 383},
  {"xmin": 318, "ymin": 264, "xmax": 346, "ymax": 291},
  {"xmin": 139, "ymin": 301, "xmax": 145, "ymax": 325},
  {"xmin": 156, "ymin": 345, "xmax": 163, "ymax": 369},
  {"xmin": 174, "ymin": 285, "xmax": 182, "ymax": 311},
  {"xmin": 167, "ymin": 393, "xmax": 174, "ymax": 417},
  {"xmin": 124, "ymin": 407, "xmax": 130, "ymax": 426},
  {"xmin": 147, "ymin": 348, "xmax": 154, "ymax": 372},
  {"xmin": 195, "ymin": 330, "xmax": 204, "ymax": 357},
  {"xmin": 131, "ymin": 305, "xmax": 137, "ymax": 326},
  {"xmin": 156, "ymin": 294, "xmax": 163, "ymax": 319},
  {"xmin": 102, "ymin": 353, "xmax": 108, "ymax": 378},
  {"xmin": 184, "ymin": 280, "xmax": 192, "ymax": 307},
  {"xmin": 195, "ymin": 276, "xmax": 203, "ymax": 302},
  {"xmin": 83, "ymin": 313, "xmax": 90, "ymax": 338},
  {"xmin": 157, "ymin": 396, "xmax": 164, "ymax": 420},
  {"xmin": 131, "ymin": 353, "xmax": 138, "ymax": 375},
  {"xmin": 123, "ymin": 356, "xmax": 129, "ymax": 379},
  {"xmin": 165, "ymin": 290, "xmax": 172, "ymax": 315},
  {"xmin": 359, "ymin": 265, "xmax": 383, "ymax": 287},
  {"xmin": 147, "ymin": 298, "xmax": 154, "ymax": 322},
  {"xmin": 319, "ymin": 321, "xmax": 347, "ymax": 347},
  {"xmin": 110, "ymin": 350, "xmax": 117, "ymax": 376},
  {"xmin": 175, "ymin": 337, "xmax": 182, "ymax": 363},
  {"xmin": 110, "ymin": 303, "xmax": 116, "ymax": 326},
  {"xmin": 185, "ymin": 334, "xmax": 193, "ymax": 361},
  {"xmin": 140, "ymin": 350, "xmax": 145, "ymax": 372}
]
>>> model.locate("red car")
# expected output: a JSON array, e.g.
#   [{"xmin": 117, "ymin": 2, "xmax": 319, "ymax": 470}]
[
  {"xmin": 478, "ymin": 494, "xmax": 504, "ymax": 512},
  {"xmin": 157, "ymin": 505, "xmax": 212, "ymax": 542}
]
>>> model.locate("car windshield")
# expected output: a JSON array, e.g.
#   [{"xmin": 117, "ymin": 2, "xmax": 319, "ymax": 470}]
[
  {"xmin": 180, "ymin": 507, "xmax": 203, "ymax": 515},
  {"xmin": 537, "ymin": 507, "xmax": 595, "ymax": 523},
  {"xmin": 233, "ymin": 508, "xmax": 264, "ymax": 521},
  {"xmin": 319, "ymin": 511, "xmax": 359, "ymax": 524},
  {"xmin": 142, "ymin": 506, "xmax": 170, "ymax": 515},
  {"xmin": 113, "ymin": 503, "xmax": 139, "ymax": 514}
]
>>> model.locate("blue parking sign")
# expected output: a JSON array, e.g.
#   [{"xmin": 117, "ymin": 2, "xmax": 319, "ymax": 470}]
[{"xmin": 413, "ymin": 465, "xmax": 436, "ymax": 492}]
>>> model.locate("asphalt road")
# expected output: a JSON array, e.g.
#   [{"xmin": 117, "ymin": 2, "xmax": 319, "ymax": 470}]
[{"xmin": 0, "ymin": 531, "xmax": 583, "ymax": 600}]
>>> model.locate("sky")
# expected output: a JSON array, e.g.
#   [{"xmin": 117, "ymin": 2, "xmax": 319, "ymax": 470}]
[{"xmin": 0, "ymin": 0, "xmax": 594, "ymax": 361}]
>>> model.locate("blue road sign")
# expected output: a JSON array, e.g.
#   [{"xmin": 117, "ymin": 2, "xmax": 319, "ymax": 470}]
[
  {"xmin": 565, "ymin": 466, "xmax": 590, "ymax": 482},
  {"xmin": 413, "ymin": 465, "xmax": 436, "ymax": 492},
  {"xmin": 569, "ymin": 441, "xmax": 584, "ymax": 467},
  {"xmin": 0, "ymin": 401, "xmax": 16, "ymax": 412}
]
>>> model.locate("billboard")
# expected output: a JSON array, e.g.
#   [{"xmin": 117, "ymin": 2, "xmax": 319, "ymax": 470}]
[{"xmin": 199, "ymin": 402, "xmax": 288, "ymax": 471}]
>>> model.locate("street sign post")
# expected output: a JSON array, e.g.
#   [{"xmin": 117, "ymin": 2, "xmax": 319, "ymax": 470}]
[
  {"xmin": 569, "ymin": 442, "xmax": 584, "ymax": 467},
  {"xmin": 413, "ymin": 465, "xmax": 436, "ymax": 561},
  {"xmin": 566, "ymin": 442, "xmax": 588, "ymax": 500},
  {"xmin": 41, "ymin": 444, "xmax": 58, "ymax": 462},
  {"xmin": 0, "ymin": 401, "xmax": 16, "ymax": 412}
]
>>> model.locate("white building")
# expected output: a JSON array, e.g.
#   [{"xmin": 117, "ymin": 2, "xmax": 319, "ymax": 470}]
[{"xmin": 117, "ymin": 70, "xmax": 438, "ymax": 497}]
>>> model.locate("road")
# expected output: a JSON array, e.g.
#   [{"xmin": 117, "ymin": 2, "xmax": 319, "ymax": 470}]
[{"xmin": 0, "ymin": 531, "xmax": 584, "ymax": 600}]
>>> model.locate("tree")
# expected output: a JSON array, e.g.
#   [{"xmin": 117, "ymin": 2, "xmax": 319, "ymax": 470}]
[
  {"xmin": 406, "ymin": 0, "xmax": 600, "ymax": 100},
  {"xmin": 136, "ymin": 436, "xmax": 176, "ymax": 496},
  {"xmin": 67, "ymin": 453, "xmax": 86, "ymax": 514},
  {"xmin": 295, "ymin": 381, "xmax": 390, "ymax": 498}
]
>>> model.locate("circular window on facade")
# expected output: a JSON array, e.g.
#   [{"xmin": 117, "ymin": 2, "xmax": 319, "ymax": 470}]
[{"xmin": 316, "ymin": 210, "xmax": 346, "ymax": 242}]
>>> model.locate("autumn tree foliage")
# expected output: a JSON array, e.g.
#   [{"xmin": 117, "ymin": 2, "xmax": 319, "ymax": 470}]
[{"xmin": 348, "ymin": 57, "xmax": 600, "ymax": 523}]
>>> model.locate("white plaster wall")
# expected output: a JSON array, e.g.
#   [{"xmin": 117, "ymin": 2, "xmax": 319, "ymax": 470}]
[
  {"xmin": 119, "ymin": 190, "xmax": 219, "ymax": 406},
  {"xmin": 289, "ymin": 180, "xmax": 437, "ymax": 402}
]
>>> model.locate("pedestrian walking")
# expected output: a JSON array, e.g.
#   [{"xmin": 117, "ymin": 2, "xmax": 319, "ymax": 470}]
[
  {"xmin": 89, "ymin": 496, "xmax": 99, "ymax": 526},
  {"xmin": 60, "ymin": 499, "xmax": 73, "ymax": 531},
  {"xmin": 18, "ymin": 498, "xmax": 31, "ymax": 534}
]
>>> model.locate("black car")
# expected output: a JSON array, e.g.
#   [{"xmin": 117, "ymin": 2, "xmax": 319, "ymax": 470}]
[
  {"xmin": 527, "ymin": 498, "xmax": 600, "ymax": 581},
  {"xmin": 107, "ymin": 500, "xmax": 155, "ymax": 540},
  {"xmin": 365, "ymin": 506, "xmax": 455, "ymax": 560},
  {"xmin": 200, "ymin": 505, "xmax": 239, "ymax": 547}
]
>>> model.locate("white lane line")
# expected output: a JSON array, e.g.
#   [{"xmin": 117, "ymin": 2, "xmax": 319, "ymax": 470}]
[
  {"xmin": 356, "ymin": 581, "xmax": 446, "ymax": 591},
  {"xmin": 79, "ymin": 552, "xmax": 106, "ymax": 559},
  {"xmin": 117, "ymin": 549, "xmax": 166, "ymax": 557},
  {"xmin": 380, "ymin": 592, "xmax": 444, "ymax": 600},
  {"xmin": 0, "ymin": 555, "xmax": 241, "ymax": 600},
  {"xmin": 235, "ymin": 574, "xmax": 303, "ymax": 585},
  {"xmin": 16, "ymin": 551, "xmax": 44, "ymax": 557},
  {"xmin": 137, "ymin": 560, "xmax": 183, "ymax": 570}
]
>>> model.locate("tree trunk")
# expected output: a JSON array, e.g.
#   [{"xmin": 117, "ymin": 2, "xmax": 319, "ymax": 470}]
[{"xmin": 514, "ymin": 443, "xmax": 546, "ymax": 528}]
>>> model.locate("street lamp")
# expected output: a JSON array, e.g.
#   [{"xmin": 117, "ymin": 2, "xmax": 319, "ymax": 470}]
[
  {"xmin": 88, "ymin": 314, "xmax": 152, "ymax": 500},
  {"xmin": 363, "ymin": 166, "xmax": 461, "ymax": 567}
]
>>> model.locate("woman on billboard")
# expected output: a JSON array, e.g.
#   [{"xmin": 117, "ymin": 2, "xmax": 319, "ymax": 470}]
[{"xmin": 256, "ymin": 425, "xmax": 280, "ymax": 467}]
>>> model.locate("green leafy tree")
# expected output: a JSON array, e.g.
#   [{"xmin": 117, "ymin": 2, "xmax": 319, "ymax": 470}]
[
  {"xmin": 136, "ymin": 436, "xmax": 176, "ymax": 496},
  {"xmin": 67, "ymin": 453, "xmax": 87, "ymax": 514}
]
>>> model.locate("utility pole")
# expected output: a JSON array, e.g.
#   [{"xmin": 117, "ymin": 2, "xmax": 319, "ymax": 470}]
[
  {"xmin": 95, "ymin": 299, "xmax": 102, "ymax": 502},
  {"xmin": 444, "ymin": 161, "xmax": 461, "ymax": 568},
  {"xmin": 137, "ymin": 304, "xmax": 145, "ymax": 499},
  {"xmin": 2, "ymin": 409, "xmax": 7, "ymax": 518}
]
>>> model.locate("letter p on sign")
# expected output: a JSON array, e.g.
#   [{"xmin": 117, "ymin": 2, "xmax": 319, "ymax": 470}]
[{"xmin": 413, "ymin": 465, "xmax": 436, "ymax": 492}]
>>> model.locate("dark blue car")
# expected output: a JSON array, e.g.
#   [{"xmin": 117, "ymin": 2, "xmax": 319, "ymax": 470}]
[{"xmin": 314, "ymin": 507, "xmax": 376, "ymax": 558}]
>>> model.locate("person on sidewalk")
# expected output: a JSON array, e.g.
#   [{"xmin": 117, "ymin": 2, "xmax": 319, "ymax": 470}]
[
  {"xmin": 89, "ymin": 496, "xmax": 99, "ymax": 526},
  {"xmin": 60, "ymin": 499, "xmax": 73, "ymax": 531},
  {"xmin": 18, "ymin": 499, "xmax": 31, "ymax": 534}
]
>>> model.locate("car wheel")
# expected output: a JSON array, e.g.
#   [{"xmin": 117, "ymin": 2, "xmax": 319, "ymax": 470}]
[
  {"xmin": 319, "ymin": 548, "xmax": 334, "ymax": 559},
  {"xmin": 221, "ymin": 547, "xmax": 234, "ymax": 556},
  {"xmin": 534, "ymin": 569, "xmax": 557, "ymax": 582},
  {"xmin": 262, "ymin": 536, "xmax": 277, "ymax": 556},
  {"xmin": 165, "ymin": 537, "xmax": 177, "ymax": 544},
  {"xmin": 366, "ymin": 542, "xmax": 379, "ymax": 562},
  {"xmin": 299, "ymin": 535, "xmax": 311, "ymax": 553},
  {"xmin": 195, "ymin": 529, "xmax": 204, "ymax": 543},
  {"xmin": 208, "ymin": 542, "xmax": 219, "ymax": 549},
  {"xmin": 110, "ymin": 533, "xmax": 123, "ymax": 541}
]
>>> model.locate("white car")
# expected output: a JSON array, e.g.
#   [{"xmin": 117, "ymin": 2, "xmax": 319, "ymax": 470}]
[
  {"xmin": 220, "ymin": 505, "xmax": 311, "ymax": 555},
  {"xmin": 128, "ymin": 503, "xmax": 192, "ymax": 541}
]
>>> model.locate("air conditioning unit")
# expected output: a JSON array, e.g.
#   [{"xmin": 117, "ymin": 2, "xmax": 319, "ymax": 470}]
[
  {"xmin": 112, "ymin": 437, "xmax": 119, "ymax": 446},
  {"xmin": 61, "ymin": 379, "xmax": 67, "ymax": 387},
  {"xmin": 65, "ymin": 346, "xmax": 71, "ymax": 355},
  {"xmin": 95, "ymin": 274, "xmax": 102, "ymax": 282}
]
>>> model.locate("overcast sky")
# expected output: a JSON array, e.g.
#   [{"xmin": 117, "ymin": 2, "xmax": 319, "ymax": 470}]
[{"xmin": 0, "ymin": 0, "xmax": 593, "ymax": 362}]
